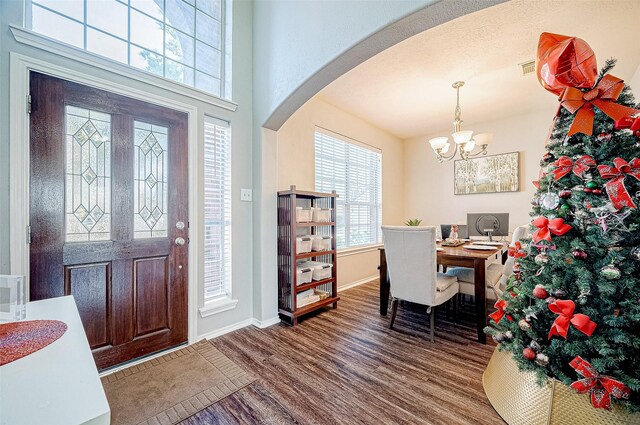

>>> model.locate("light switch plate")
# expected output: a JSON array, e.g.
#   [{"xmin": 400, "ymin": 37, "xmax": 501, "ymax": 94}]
[{"xmin": 240, "ymin": 188, "xmax": 252, "ymax": 202}]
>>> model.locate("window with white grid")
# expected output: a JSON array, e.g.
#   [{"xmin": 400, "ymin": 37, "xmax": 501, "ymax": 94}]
[
  {"xmin": 26, "ymin": 0, "xmax": 231, "ymax": 99},
  {"xmin": 204, "ymin": 118, "xmax": 231, "ymax": 301},
  {"xmin": 314, "ymin": 129, "xmax": 382, "ymax": 250}
]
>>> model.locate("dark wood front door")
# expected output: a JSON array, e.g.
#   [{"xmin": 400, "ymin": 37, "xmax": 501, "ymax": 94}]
[{"xmin": 29, "ymin": 72, "xmax": 189, "ymax": 370}]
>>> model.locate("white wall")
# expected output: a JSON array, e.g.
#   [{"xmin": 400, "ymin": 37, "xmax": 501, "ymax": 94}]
[
  {"xmin": 0, "ymin": 0, "xmax": 254, "ymax": 339},
  {"xmin": 252, "ymin": 0, "xmax": 504, "ymax": 130},
  {"xmin": 403, "ymin": 109, "xmax": 553, "ymax": 231},
  {"xmin": 277, "ymin": 97, "xmax": 405, "ymax": 288}
]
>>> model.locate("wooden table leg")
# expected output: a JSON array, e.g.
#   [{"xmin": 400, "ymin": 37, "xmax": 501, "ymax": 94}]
[
  {"xmin": 473, "ymin": 258, "xmax": 487, "ymax": 344},
  {"xmin": 379, "ymin": 249, "xmax": 389, "ymax": 316}
]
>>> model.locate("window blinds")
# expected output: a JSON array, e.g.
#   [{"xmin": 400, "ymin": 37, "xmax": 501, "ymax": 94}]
[
  {"xmin": 204, "ymin": 118, "xmax": 232, "ymax": 301},
  {"xmin": 314, "ymin": 130, "xmax": 382, "ymax": 249}
]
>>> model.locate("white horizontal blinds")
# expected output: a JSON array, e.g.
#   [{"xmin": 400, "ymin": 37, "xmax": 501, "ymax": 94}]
[
  {"xmin": 314, "ymin": 129, "xmax": 382, "ymax": 249},
  {"xmin": 204, "ymin": 118, "xmax": 232, "ymax": 301}
]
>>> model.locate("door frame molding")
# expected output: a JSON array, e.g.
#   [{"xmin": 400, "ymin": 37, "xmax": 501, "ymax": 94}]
[{"xmin": 10, "ymin": 52, "xmax": 200, "ymax": 344}]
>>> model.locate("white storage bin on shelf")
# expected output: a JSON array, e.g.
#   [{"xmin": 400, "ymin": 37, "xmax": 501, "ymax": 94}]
[
  {"xmin": 312, "ymin": 207, "xmax": 332, "ymax": 223},
  {"xmin": 296, "ymin": 236, "xmax": 312, "ymax": 254},
  {"xmin": 310, "ymin": 235, "xmax": 332, "ymax": 252},
  {"xmin": 296, "ymin": 266, "xmax": 313, "ymax": 285},
  {"xmin": 310, "ymin": 261, "xmax": 333, "ymax": 281},
  {"xmin": 296, "ymin": 207, "xmax": 312, "ymax": 223}
]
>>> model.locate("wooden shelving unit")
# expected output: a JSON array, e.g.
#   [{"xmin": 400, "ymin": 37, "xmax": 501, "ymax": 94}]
[{"xmin": 277, "ymin": 185, "xmax": 339, "ymax": 325}]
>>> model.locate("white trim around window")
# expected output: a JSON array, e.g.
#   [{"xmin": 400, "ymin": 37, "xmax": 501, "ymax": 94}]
[{"xmin": 10, "ymin": 26, "xmax": 238, "ymax": 112}]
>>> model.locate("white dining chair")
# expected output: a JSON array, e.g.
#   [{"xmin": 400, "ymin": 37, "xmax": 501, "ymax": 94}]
[
  {"xmin": 445, "ymin": 225, "xmax": 529, "ymax": 300},
  {"xmin": 381, "ymin": 226, "xmax": 459, "ymax": 342}
]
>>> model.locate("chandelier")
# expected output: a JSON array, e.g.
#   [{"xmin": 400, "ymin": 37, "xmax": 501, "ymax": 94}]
[{"xmin": 428, "ymin": 81, "xmax": 491, "ymax": 162}]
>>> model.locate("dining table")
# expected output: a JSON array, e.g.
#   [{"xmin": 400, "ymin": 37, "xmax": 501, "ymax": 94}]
[{"xmin": 378, "ymin": 241, "xmax": 504, "ymax": 344}]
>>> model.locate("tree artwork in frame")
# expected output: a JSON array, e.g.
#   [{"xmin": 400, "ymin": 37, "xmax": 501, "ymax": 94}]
[{"xmin": 454, "ymin": 152, "xmax": 519, "ymax": 195}]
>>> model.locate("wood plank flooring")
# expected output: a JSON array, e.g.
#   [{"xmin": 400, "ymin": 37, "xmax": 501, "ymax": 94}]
[{"xmin": 183, "ymin": 280, "xmax": 505, "ymax": 424}]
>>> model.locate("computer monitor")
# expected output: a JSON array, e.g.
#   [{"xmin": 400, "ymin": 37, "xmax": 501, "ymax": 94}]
[
  {"xmin": 467, "ymin": 213, "xmax": 509, "ymax": 241},
  {"xmin": 440, "ymin": 224, "xmax": 468, "ymax": 239}
]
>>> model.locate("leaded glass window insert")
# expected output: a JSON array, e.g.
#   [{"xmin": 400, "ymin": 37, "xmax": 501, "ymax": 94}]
[
  {"xmin": 65, "ymin": 106, "xmax": 112, "ymax": 242},
  {"xmin": 27, "ymin": 0, "xmax": 230, "ymax": 99},
  {"xmin": 133, "ymin": 121, "xmax": 169, "ymax": 239}
]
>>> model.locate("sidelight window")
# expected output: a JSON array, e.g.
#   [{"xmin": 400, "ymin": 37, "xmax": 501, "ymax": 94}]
[{"xmin": 203, "ymin": 117, "xmax": 231, "ymax": 301}]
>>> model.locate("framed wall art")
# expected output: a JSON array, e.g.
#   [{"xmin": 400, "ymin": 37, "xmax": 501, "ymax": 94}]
[{"xmin": 454, "ymin": 152, "xmax": 519, "ymax": 195}]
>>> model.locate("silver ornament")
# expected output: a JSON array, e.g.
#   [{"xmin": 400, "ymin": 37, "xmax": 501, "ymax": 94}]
[
  {"xmin": 529, "ymin": 340, "xmax": 542, "ymax": 352},
  {"xmin": 519, "ymin": 319, "xmax": 531, "ymax": 331},
  {"xmin": 631, "ymin": 247, "xmax": 640, "ymax": 262},
  {"xmin": 535, "ymin": 253, "xmax": 549, "ymax": 265},
  {"xmin": 600, "ymin": 264, "xmax": 621, "ymax": 280},
  {"xmin": 535, "ymin": 353, "xmax": 550, "ymax": 366},
  {"xmin": 539, "ymin": 192, "xmax": 560, "ymax": 209}
]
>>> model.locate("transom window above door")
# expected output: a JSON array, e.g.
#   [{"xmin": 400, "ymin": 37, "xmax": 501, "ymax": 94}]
[{"xmin": 26, "ymin": 0, "xmax": 230, "ymax": 99}]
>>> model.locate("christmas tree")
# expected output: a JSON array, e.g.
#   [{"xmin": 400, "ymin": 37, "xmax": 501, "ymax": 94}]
[{"xmin": 485, "ymin": 32, "xmax": 640, "ymax": 412}]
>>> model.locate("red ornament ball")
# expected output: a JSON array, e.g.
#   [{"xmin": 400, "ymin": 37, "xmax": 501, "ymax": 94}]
[
  {"xmin": 593, "ymin": 189, "xmax": 603, "ymax": 195},
  {"xmin": 559, "ymin": 189, "xmax": 572, "ymax": 199},
  {"xmin": 573, "ymin": 249, "xmax": 588, "ymax": 260},
  {"xmin": 523, "ymin": 347, "xmax": 537, "ymax": 361},
  {"xmin": 533, "ymin": 284, "xmax": 549, "ymax": 299}
]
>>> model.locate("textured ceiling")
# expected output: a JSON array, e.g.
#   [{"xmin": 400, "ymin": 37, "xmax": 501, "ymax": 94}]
[{"xmin": 316, "ymin": 0, "xmax": 640, "ymax": 140}]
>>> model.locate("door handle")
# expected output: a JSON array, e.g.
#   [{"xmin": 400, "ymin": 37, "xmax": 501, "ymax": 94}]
[{"xmin": 175, "ymin": 237, "xmax": 186, "ymax": 246}]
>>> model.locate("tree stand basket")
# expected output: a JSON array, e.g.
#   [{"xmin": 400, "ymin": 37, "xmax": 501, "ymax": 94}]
[{"xmin": 482, "ymin": 346, "xmax": 640, "ymax": 425}]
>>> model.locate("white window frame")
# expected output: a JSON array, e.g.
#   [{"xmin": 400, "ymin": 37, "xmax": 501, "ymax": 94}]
[
  {"xmin": 314, "ymin": 128, "xmax": 382, "ymax": 251},
  {"xmin": 23, "ymin": 0, "xmax": 233, "ymax": 101},
  {"xmin": 199, "ymin": 116, "xmax": 236, "ymax": 317}
]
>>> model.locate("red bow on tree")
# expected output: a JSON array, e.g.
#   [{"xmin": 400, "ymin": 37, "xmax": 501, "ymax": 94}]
[
  {"xmin": 548, "ymin": 300, "xmax": 597, "ymax": 339},
  {"xmin": 597, "ymin": 157, "xmax": 640, "ymax": 210},
  {"xmin": 569, "ymin": 356, "xmax": 631, "ymax": 410},
  {"xmin": 552, "ymin": 155, "xmax": 596, "ymax": 180},
  {"xmin": 532, "ymin": 217, "xmax": 572, "ymax": 243},
  {"xmin": 615, "ymin": 115, "xmax": 640, "ymax": 137},
  {"xmin": 488, "ymin": 299, "xmax": 513, "ymax": 324},
  {"xmin": 533, "ymin": 168, "xmax": 545, "ymax": 189},
  {"xmin": 508, "ymin": 242, "xmax": 527, "ymax": 258},
  {"xmin": 560, "ymin": 74, "xmax": 639, "ymax": 136}
]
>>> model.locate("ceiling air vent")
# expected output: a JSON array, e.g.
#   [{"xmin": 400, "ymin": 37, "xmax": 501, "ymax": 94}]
[{"xmin": 519, "ymin": 60, "xmax": 536, "ymax": 76}]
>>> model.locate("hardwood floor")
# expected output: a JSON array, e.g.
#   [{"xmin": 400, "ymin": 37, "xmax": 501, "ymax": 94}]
[{"xmin": 183, "ymin": 280, "xmax": 504, "ymax": 424}]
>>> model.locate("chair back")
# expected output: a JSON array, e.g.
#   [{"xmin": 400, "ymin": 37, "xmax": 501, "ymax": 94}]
[
  {"xmin": 382, "ymin": 226, "xmax": 438, "ymax": 306},
  {"xmin": 496, "ymin": 225, "xmax": 530, "ymax": 292}
]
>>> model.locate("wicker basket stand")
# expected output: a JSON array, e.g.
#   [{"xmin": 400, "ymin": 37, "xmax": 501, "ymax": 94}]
[{"xmin": 482, "ymin": 346, "xmax": 640, "ymax": 425}]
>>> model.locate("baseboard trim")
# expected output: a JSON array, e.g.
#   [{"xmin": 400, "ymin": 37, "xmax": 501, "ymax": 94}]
[
  {"xmin": 338, "ymin": 275, "xmax": 377, "ymax": 292},
  {"xmin": 252, "ymin": 316, "xmax": 281, "ymax": 328},
  {"xmin": 198, "ymin": 318, "xmax": 255, "ymax": 342}
]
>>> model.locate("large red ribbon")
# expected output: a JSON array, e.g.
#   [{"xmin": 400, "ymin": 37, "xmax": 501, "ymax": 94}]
[
  {"xmin": 597, "ymin": 157, "xmax": 640, "ymax": 210},
  {"xmin": 552, "ymin": 155, "xmax": 596, "ymax": 180},
  {"xmin": 560, "ymin": 74, "xmax": 639, "ymax": 136},
  {"xmin": 569, "ymin": 356, "xmax": 630, "ymax": 409},
  {"xmin": 531, "ymin": 217, "xmax": 572, "ymax": 243},
  {"xmin": 548, "ymin": 300, "xmax": 597, "ymax": 339},
  {"xmin": 488, "ymin": 299, "xmax": 513, "ymax": 323}
]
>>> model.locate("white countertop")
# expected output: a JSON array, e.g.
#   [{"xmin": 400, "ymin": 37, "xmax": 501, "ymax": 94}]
[{"xmin": 0, "ymin": 296, "xmax": 110, "ymax": 425}]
